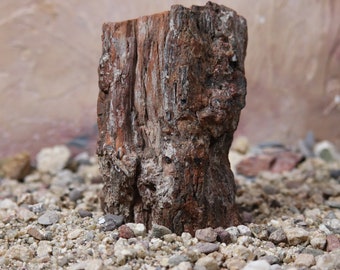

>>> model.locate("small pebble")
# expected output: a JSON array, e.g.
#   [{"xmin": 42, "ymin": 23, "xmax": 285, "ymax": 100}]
[
  {"xmin": 324, "ymin": 218, "xmax": 340, "ymax": 234},
  {"xmin": 163, "ymin": 233, "xmax": 177, "ymax": 243},
  {"xmin": 215, "ymin": 229, "xmax": 232, "ymax": 244},
  {"xmin": 17, "ymin": 207, "xmax": 36, "ymax": 222},
  {"xmin": 301, "ymin": 247, "xmax": 324, "ymax": 257},
  {"xmin": 233, "ymin": 245, "xmax": 255, "ymax": 261},
  {"xmin": 6, "ymin": 245, "xmax": 33, "ymax": 262},
  {"xmin": 171, "ymin": 261, "xmax": 192, "ymax": 270},
  {"xmin": 260, "ymin": 255, "xmax": 280, "ymax": 265},
  {"xmin": 78, "ymin": 209, "xmax": 93, "ymax": 218},
  {"xmin": 27, "ymin": 226, "xmax": 45, "ymax": 240},
  {"xmin": 38, "ymin": 210, "xmax": 59, "ymax": 225},
  {"xmin": 0, "ymin": 198, "xmax": 17, "ymax": 209},
  {"xmin": 37, "ymin": 241, "xmax": 52, "ymax": 257},
  {"xmin": 284, "ymin": 227, "xmax": 309, "ymax": 245},
  {"xmin": 225, "ymin": 258, "xmax": 246, "ymax": 270},
  {"xmin": 28, "ymin": 202, "xmax": 45, "ymax": 214},
  {"xmin": 98, "ymin": 214, "xmax": 124, "ymax": 231},
  {"xmin": 69, "ymin": 189, "xmax": 83, "ymax": 202},
  {"xmin": 150, "ymin": 224, "xmax": 172, "ymax": 238},
  {"xmin": 326, "ymin": 234, "xmax": 340, "ymax": 252},
  {"xmin": 126, "ymin": 223, "xmax": 146, "ymax": 237},
  {"xmin": 36, "ymin": 145, "xmax": 71, "ymax": 174},
  {"xmin": 310, "ymin": 230, "xmax": 326, "ymax": 250},
  {"xmin": 237, "ymin": 224, "xmax": 252, "ymax": 236},
  {"xmin": 269, "ymin": 228, "xmax": 287, "ymax": 244},
  {"xmin": 225, "ymin": 226, "xmax": 239, "ymax": 242},
  {"xmin": 192, "ymin": 242, "xmax": 219, "ymax": 254},
  {"xmin": 118, "ymin": 224, "xmax": 135, "ymax": 239},
  {"xmin": 195, "ymin": 227, "xmax": 217, "ymax": 242},
  {"xmin": 319, "ymin": 223, "xmax": 332, "ymax": 234},
  {"xmin": 195, "ymin": 256, "xmax": 219, "ymax": 270},
  {"xmin": 294, "ymin": 253, "xmax": 315, "ymax": 267},
  {"xmin": 1, "ymin": 152, "xmax": 31, "ymax": 180},
  {"xmin": 168, "ymin": 254, "xmax": 189, "ymax": 267},
  {"xmin": 243, "ymin": 260, "xmax": 270, "ymax": 270},
  {"xmin": 67, "ymin": 229, "xmax": 83, "ymax": 240}
]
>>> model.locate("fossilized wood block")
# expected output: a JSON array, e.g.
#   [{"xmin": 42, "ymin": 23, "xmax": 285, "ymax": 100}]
[{"xmin": 97, "ymin": 1, "xmax": 247, "ymax": 234}]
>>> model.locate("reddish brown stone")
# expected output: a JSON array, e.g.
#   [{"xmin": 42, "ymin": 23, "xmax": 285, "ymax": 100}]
[
  {"xmin": 215, "ymin": 227, "xmax": 233, "ymax": 244},
  {"xmin": 326, "ymin": 234, "xmax": 340, "ymax": 252},
  {"xmin": 1, "ymin": 152, "xmax": 31, "ymax": 180},
  {"xmin": 118, "ymin": 224, "xmax": 135, "ymax": 239},
  {"xmin": 270, "ymin": 151, "xmax": 304, "ymax": 173},
  {"xmin": 97, "ymin": 2, "xmax": 247, "ymax": 234},
  {"xmin": 236, "ymin": 155, "xmax": 275, "ymax": 177},
  {"xmin": 236, "ymin": 150, "xmax": 303, "ymax": 177}
]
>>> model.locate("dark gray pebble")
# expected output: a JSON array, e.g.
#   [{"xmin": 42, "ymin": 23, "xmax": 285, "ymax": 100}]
[
  {"xmin": 78, "ymin": 209, "xmax": 93, "ymax": 218},
  {"xmin": 98, "ymin": 214, "xmax": 124, "ymax": 231},
  {"xmin": 268, "ymin": 228, "xmax": 287, "ymax": 244},
  {"xmin": 261, "ymin": 255, "xmax": 280, "ymax": 265},
  {"xmin": 329, "ymin": 169, "xmax": 340, "ymax": 180},
  {"xmin": 150, "ymin": 224, "xmax": 172, "ymax": 238},
  {"xmin": 216, "ymin": 229, "xmax": 233, "ymax": 244},
  {"xmin": 69, "ymin": 189, "xmax": 83, "ymax": 202}
]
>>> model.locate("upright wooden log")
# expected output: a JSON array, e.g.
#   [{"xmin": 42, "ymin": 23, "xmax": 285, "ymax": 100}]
[{"xmin": 97, "ymin": 2, "xmax": 247, "ymax": 234}]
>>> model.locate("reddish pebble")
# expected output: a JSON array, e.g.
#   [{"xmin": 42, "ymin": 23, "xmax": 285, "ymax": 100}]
[
  {"xmin": 326, "ymin": 234, "xmax": 340, "ymax": 252},
  {"xmin": 215, "ymin": 229, "xmax": 232, "ymax": 244},
  {"xmin": 271, "ymin": 151, "xmax": 303, "ymax": 173},
  {"xmin": 236, "ymin": 154, "xmax": 274, "ymax": 177},
  {"xmin": 118, "ymin": 224, "xmax": 135, "ymax": 239}
]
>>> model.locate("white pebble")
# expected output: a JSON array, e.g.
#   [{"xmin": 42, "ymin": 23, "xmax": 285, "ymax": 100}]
[
  {"xmin": 243, "ymin": 260, "xmax": 270, "ymax": 270},
  {"xmin": 67, "ymin": 229, "xmax": 83, "ymax": 240},
  {"xmin": 36, "ymin": 145, "xmax": 71, "ymax": 174},
  {"xmin": 237, "ymin": 225, "xmax": 252, "ymax": 236},
  {"xmin": 126, "ymin": 223, "xmax": 146, "ymax": 237}
]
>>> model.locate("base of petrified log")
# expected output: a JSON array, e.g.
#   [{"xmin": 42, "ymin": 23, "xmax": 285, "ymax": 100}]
[{"xmin": 97, "ymin": 2, "xmax": 247, "ymax": 234}]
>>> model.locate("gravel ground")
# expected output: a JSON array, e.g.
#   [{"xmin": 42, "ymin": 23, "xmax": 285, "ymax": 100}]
[{"xmin": 0, "ymin": 140, "xmax": 339, "ymax": 270}]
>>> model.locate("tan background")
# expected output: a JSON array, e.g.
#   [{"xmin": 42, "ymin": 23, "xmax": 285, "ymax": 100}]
[{"xmin": 0, "ymin": 0, "xmax": 339, "ymax": 157}]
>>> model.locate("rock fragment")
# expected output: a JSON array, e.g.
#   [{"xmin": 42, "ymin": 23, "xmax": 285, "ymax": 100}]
[
  {"xmin": 118, "ymin": 224, "xmax": 135, "ymax": 239},
  {"xmin": 195, "ymin": 227, "xmax": 217, "ymax": 243},
  {"xmin": 78, "ymin": 209, "xmax": 93, "ymax": 218},
  {"xmin": 284, "ymin": 227, "xmax": 309, "ymax": 246},
  {"xmin": 38, "ymin": 210, "xmax": 59, "ymax": 225},
  {"xmin": 150, "ymin": 224, "xmax": 172, "ymax": 238},
  {"xmin": 98, "ymin": 214, "xmax": 124, "ymax": 231},
  {"xmin": 192, "ymin": 242, "xmax": 219, "ymax": 254},
  {"xmin": 269, "ymin": 228, "xmax": 287, "ymax": 244},
  {"xmin": 36, "ymin": 145, "xmax": 71, "ymax": 174},
  {"xmin": 243, "ymin": 260, "xmax": 270, "ymax": 270},
  {"xmin": 0, "ymin": 152, "xmax": 31, "ymax": 180},
  {"xmin": 67, "ymin": 229, "xmax": 83, "ymax": 240},
  {"xmin": 6, "ymin": 245, "xmax": 33, "ymax": 262},
  {"xmin": 194, "ymin": 256, "xmax": 219, "ymax": 270},
  {"xmin": 326, "ymin": 234, "xmax": 340, "ymax": 252},
  {"xmin": 126, "ymin": 223, "xmax": 146, "ymax": 237},
  {"xmin": 294, "ymin": 253, "xmax": 316, "ymax": 268},
  {"xmin": 27, "ymin": 226, "xmax": 45, "ymax": 240}
]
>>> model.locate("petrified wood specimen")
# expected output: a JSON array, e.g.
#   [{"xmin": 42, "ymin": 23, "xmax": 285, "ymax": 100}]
[{"xmin": 97, "ymin": 2, "xmax": 247, "ymax": 234}]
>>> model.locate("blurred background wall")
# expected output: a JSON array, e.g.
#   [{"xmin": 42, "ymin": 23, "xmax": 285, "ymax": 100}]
[{"xmin": 0, "ymin": 0, "xmax": 339, "ymax": 157}]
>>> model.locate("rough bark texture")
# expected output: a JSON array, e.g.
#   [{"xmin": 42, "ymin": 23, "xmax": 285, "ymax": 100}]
[{"xmin": 97, "ymin": 2, "xmax": 247, "ymax": 234}]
